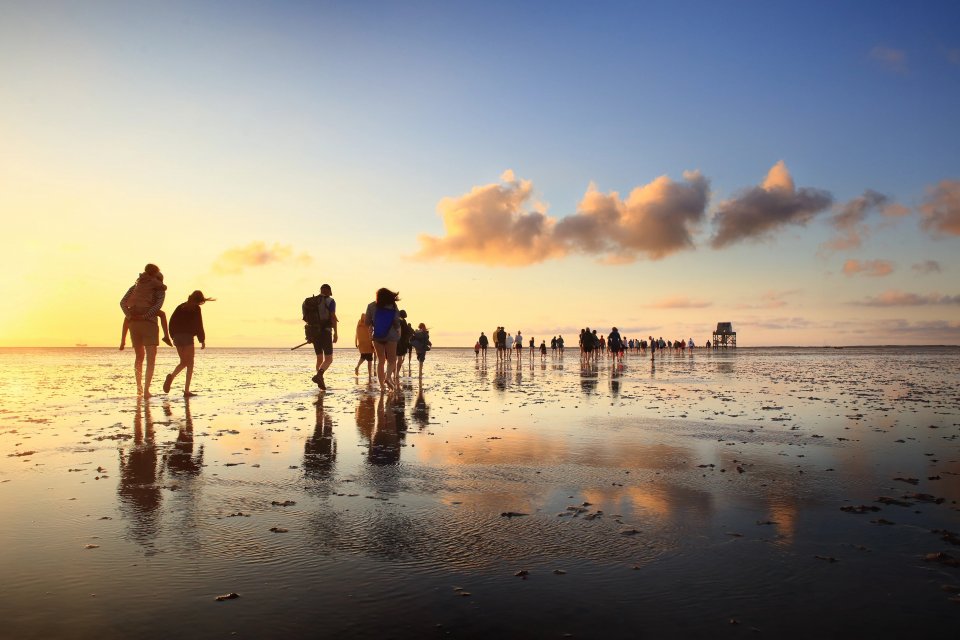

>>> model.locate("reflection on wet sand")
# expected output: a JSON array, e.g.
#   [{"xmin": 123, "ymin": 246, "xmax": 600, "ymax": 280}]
[
  {"xmin": 3, "ymin": 347, "xmax": 960, "ymax": 639},
  {"xmin": 304, "ymin": 394, "xmax": 336, "ymax": 481},
  {"xmin": 412, "ymin": 385, "xmax": 429, "ymax": 430},
  {"xmin": 165, "ymin": 398, "xmax": 204, "ymax": 477},
  {"xmin": 368, "ymin": 393, "xmax": 404, "ymax": 465},
  {"xmin": 580, "ymin": 363, "xmax": 599, "ymax": 394},
  {"xmin": 118, "ymin": 399, "xmax": 207, "ymax": 549},
  {"xmin": 355, "ymin": 392, "xmax": 376, "ymax": 443},
  {"xmin": 117, "ymin": 399, "xmax": 161, "ymax": 546}
]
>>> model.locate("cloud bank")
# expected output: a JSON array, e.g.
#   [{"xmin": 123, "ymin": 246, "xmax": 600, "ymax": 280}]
[
  {"xmin": 824, "ymin": 190, "xmax": 904, "ymax": 251},
  {"xmin": 710, "ymin": 161, "xmax": 833, "ymax": 248},
  {"xmin": 842, "ymin": 259, "xmax": 894, "ymax": 277},
  {"xmin": 650, "ymin": 296, "xmax": 712, "ymax": 309},
  {"xmin": 911, "ymin": 260, "xmax": 942, "ymax": 274},
  {"xmin": 416, "ymin": 170, "xmax": 709, "ymax": 266},
  {"xmin": 213, "ymin": 241, "xmax": 312, "ymax": 275},
  {"xmin": 854, "ymin": 290, "xmax": 960, "ymax": 307},
  {"xmin": 919, "ymin": 179, "xmax": 960, "ymax": 237},
  {"xmin": 414, "ymin": 172, "xmax": 561, "ymax": 266},
  {"xmin": 735, "ymin": 290, "xmax": 799, "ymax": 310},
  {"xmin": 554, "ymin": 171, "xmax": 710, "ymax": 262}
]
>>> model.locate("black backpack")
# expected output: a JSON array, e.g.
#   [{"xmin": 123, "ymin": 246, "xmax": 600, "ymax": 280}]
[{"xmin": 302, "ymin": 295, "xmax": 331, "ymax": 326}]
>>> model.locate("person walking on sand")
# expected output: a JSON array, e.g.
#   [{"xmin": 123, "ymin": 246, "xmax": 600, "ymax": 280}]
[
  {"xmin": 303, "ymin": 284, "xmax": 338, "ymax": 390},
  {"xmin": 120, "ymin": 263, "xmax": 167, "ymax": 397},
  {"xmin": 608, "ymin": 326, "xmax": 624, "ymax": 363},
  {"xmin": 120, "ymin": 265, "xmax": 172, "ymax": 350},
  {"xmin": 409, "ymin": 322, "xmax": 432, "ymax": 379},
  {"xmin": 365, "ymin": 288, "xmax": 403, "ymax": 393},
  {"xmin": 395, "ymin": 311, "xmax": 412, "ymax": 386},
  {"xmin": 478, "ymin": 332, "xmax": 488, "ymax": 358},
  {"xmin": 514, "ymin": 331, "xmax": 523, "ymax": 363},
  {"xmin": 163, "ymin": 291, "xmax": 214, "ymax": 397},
  {"xmin": 354, "ymin": 314, "xmax": 374, "ymax": 380}
]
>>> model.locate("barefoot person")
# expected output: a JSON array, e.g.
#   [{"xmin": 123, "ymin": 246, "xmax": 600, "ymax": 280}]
[
  {"xmin": 365, "ymin": 288, "xmax": 402, "ymax": 393},
  {"xmin": 120, "ymin": 264, "xmax": 167, "ymax": 397},
  {"xmin": 303, "ymin": 284, "xmax": 338, "ymax": 390},
  {"xmin": 409, "ymin": 322, "xmax": 432, "ymax": 379},
  {"xmin": 163, "ymin": 291, "xmax": 214, "ymax": 397},
  {"xmin": 120, "ymin": 265, "xmax": 172, "ymax": 350},
  {"xmin": 354, "ymin": 313, "xmax": 374, "ymax": 380}
]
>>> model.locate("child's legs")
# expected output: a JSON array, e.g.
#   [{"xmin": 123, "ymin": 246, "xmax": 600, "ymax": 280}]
[
  {"xmin": 133, "ymin": 344, "xmax": 145, "ymax": 389},
  {"xmin": 158, "ymin": 310, "xmax": 170, "ymax": 338}
]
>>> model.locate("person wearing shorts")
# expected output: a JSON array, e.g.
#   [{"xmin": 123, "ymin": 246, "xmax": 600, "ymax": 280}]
[
  {"xmin": 365, "ymin": 288, "xmax": 402, "ymax": 393},
  {"xmin": 307, "ymin": 284, "xmax": 338, "ymax": 390},
  {"xmin": 163, "ymin": 290, "xmax": 214, "ymax": 397},
  {"xmin": 119, "ymin": 264, "xmax": 166, "ymax": 397},
  {"xmin": 354, "ymin": 313, "xmax": 375, "ymax": 380}
]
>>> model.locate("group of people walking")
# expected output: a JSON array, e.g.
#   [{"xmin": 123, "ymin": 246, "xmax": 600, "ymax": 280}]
[
  {"xmin": 473, "ymin": 325, "xmax": 712, "ymax": 368},
  {"xmin": 120, "ymin": 267, "xmax": 433, "ymax": 398},
  {"xmin": 119, "ymin": 263, "xmax": 213, "ymax": 398},
  {"xmin": 120, "ymin": 263, "xmax": 718, "ymax": 399},
  {"xmin": 477, "ymin": 327, "xmax": 554, "ymax": 364},
  {"xmin": 302, "ymin": 285, "xmax": 432, "ymax": 393}
]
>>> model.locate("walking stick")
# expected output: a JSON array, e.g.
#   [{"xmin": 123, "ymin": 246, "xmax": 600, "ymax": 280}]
[{"xmin": 291, "ymin": 341, "xmax": 310, "ymax": 350}]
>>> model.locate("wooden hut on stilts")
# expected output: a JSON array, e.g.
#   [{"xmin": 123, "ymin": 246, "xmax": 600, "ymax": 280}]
[{"xmin": 712, "ymin": 322, "xmax": 737, "ymax": 348}]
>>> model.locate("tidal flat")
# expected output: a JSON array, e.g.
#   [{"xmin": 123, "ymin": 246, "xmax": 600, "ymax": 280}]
[{"xmin": 1, "ymin": 346, "xmax": 958, "ymax": 639}]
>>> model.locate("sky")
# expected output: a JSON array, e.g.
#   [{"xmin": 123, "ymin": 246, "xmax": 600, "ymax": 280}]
[{"xmin": 1, "ymin": 0, "xmax": 958, "ymax": 347}]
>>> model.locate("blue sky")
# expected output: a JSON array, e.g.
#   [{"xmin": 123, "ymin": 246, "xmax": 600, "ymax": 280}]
[{"xmin": 1, "ymin": 0, "xmax": 958, "ymax": 346}]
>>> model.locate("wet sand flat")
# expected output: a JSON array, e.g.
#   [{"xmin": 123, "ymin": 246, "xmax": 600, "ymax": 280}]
[{"xmin": 1, "ymin": 346, "xmax": 958, "ymax": 638}]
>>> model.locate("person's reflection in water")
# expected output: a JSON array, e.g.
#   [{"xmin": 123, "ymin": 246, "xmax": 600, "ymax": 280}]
[
  {"xmin": 493, "ymin": 363, "xmax": 507, "ymax": 393},
  {"xmin": 355, "ymin": 392, "xmax": 377, "ymax": 443},
  {"xmin": 412, "ymin": 384, "xmax": 430, "ymax": 430},
  {"xmin": 369, "ymin": 393, "xmax": 402, "ymax": 465},
  {"xmin": 165, "ymin": 397, "xmax": 204, "ymax": 477},
  {"xmin": 610, "ymin": 365, "xmax": 622, "ymax": 398},
  {"xmin": 304, "ymin": 393, "xmax": 337, "ymax": 482},
  {"xmin": 392, "ymin": 390, "xmax": 408, "ymax": 433},
  {"xmin": 580, "ymin": 363, "xmax": 599, "ymax": 394},
  {"xmin": 118, "ymin": 399, "xmax": 162, "ymax": 548}
]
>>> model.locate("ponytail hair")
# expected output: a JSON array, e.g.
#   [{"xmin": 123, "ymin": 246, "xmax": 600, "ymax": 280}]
[{"xmin": 189, "ymin": 290, "xmax": 215, "ymax": 304}]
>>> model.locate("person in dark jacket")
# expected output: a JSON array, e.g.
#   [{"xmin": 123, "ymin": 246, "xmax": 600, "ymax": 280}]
[{"xmin": 163, "ymin": 290, "xmax": 214, "ymax": 397}]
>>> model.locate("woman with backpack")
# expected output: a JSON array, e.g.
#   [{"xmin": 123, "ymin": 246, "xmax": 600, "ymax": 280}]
[{"xmin": 365, "ymin": 288, "xmax": 403, "ymax": 393}]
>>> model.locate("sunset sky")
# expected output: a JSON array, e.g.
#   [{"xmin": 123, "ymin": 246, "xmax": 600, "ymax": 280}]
[{"xmin": 1, "ymin": 0, "xmax": 958, "ymax": 347}]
